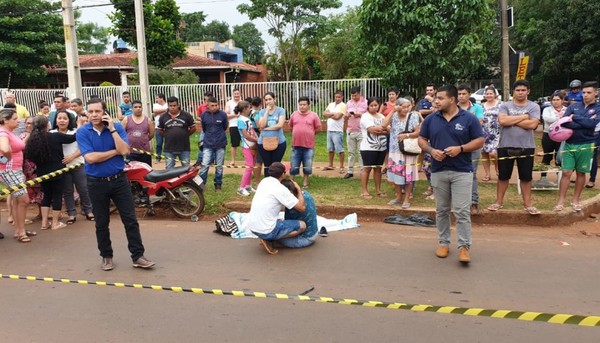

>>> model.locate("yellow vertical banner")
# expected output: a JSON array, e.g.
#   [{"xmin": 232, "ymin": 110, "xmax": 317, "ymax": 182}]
[{"xmin": 516, "ymin": 56, "xmax": 529, "ymax": 80}]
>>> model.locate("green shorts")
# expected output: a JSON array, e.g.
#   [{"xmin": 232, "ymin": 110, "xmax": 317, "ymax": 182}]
[{"xmin": 561, "ymin": 142, "xmax": 594, "ymax": 173}]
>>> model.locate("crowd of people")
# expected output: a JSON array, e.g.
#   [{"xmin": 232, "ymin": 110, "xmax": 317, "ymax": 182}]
[{"xmin": 0, "ymin": 79, "xmax": 599, "ymax": 266}]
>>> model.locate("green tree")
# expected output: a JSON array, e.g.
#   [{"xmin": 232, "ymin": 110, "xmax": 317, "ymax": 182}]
[
  {"xmin": 77, "ymin": 22, "xmax": 111, "ymax": 55},
  {"xmin": 238, "ymin": 0, "xmax": 342, "ymax": 80},
  {"xmin": 180, "ymin": 12, "xmax": 207, "ymax": 42},
  {"xmin": 232, "ymin": 23, "xmax": 265, "ymax": 64},
  {"xmin": 320, "ymin": 7, "xmax": 367, "ymax": 79},
  {"xmin": 512, "ymin": 0, "xmax": 600, "ymax": 94},
  {"xmin": 129, "ymin": 66, "xmax": 198, "ymax": 85},
  {"xmin": 201, "ymin": 21, "xmax": 231, "ymax": 42},
  {"xmin": 0, "ymin": 0, "xmax": 64, "ymax": 88},
  {"xmin": 359, "ymin": 0, "xmax": 495, "ymax": 88},
  {"xmin": 109, "ymin": 0, "xmax": 186, "ymax": 68}
]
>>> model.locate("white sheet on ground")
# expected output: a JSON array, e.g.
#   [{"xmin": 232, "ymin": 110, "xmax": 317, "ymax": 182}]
[{"xmin": 229, "ymin": 212, "xmax": 359, "ymax": 239}]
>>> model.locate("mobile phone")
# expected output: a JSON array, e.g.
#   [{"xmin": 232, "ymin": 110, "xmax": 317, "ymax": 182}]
[{"xmin": 350, "ymin": 111, "xmax": 355, "ymax": 115}]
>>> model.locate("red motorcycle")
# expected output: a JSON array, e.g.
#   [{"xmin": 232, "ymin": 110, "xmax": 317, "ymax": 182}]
[{"xmin": 124, "ymin": 161, "xmax": 205, "ymax": 218}]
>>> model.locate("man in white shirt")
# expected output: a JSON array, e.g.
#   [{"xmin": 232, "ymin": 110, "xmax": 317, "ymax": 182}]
[
  {"xmin": 224, "ymin": 89, "xmax": 242, "ymax": 166},
  {"xmin": 152, "ymin": 93, "xmax": 168, "ymax": 163},
  {"xmin": 245, "ymin": 162, "xmax": 307, "ymax": 255},
  {"xmin": 323, "ymin": 90, "xmax": 346, "ymax": 173}
]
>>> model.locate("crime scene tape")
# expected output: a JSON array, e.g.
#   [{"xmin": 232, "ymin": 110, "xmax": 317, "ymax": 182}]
[
  {"xmin": 131, "ymin": 145, "xmax": 596, "ymax": 171},
  {"xmin": 2, "ymin": 273, "xmax": 599, "ymax": 327},
  {"xmin": 0, "ymin": 162, "xmax": 83, "ymax": 196}
]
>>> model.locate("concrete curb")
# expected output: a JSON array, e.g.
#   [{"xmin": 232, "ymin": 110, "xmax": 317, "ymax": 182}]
[{"xmin": 223, "ymin": 193, "xmax": 600, "ymax": 227}]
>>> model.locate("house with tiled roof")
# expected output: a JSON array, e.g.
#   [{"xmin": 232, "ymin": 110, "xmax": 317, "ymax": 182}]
[{"xmin": 48, "ymin": 44, "xmax": 267, "ymax": 87}]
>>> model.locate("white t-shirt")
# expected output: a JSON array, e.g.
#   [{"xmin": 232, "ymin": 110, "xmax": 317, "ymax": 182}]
[
  {"xmin": 245, "ymin": 177, "xmax": 299, "ymax": 234},
  {"xmin": 226, "ymin": 99, "xmax": 239, "ymax": 127},
  {"xmin": 153, "ymin": 103, "xmax": 168, "ymax": 129},
  {"xmin": 325, "ymin": 101, "xmax": 346, "ymax": 132},
  {"xmin": 49, "ymin": 129, "xmax": 84, "ymax": 167},
  {"xmin": 360, "ymin": 113, "xmax": 387, "ymax": 151}
]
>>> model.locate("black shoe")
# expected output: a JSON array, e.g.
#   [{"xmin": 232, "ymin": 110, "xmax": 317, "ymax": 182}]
[
  {"xmin": 319, "ymin": 226, "xmax": 328, "ymax": 237},
  {"xmin": 343, "ymin": 173, "xmax": 353, "ymax": 179},
  {"xmin": 0, "ymin": 231, "xmax": 4, "ymax": 239},
  {"xmin": 215, "ymin": 184, "xmax": 222, "ymax": 192}
]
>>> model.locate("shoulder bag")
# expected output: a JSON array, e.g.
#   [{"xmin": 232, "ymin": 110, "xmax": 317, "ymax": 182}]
[{"xmin": 398, "ymin": 113, "xmax": 421, "ymax": 156}]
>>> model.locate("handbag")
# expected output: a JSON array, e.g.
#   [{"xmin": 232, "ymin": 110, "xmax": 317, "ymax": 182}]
[
  {"xmin": 214, "ymin": 214, "xmax": 238, "ymax": 236},
  {"xmin": 398, "ymin": 113, "xmax": 421, "ymax": 155}
]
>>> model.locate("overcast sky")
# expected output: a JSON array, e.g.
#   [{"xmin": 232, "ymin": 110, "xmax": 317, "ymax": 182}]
[{"xmin": 77, "ymin": 0, "xmax": 363, "ymax": 53}]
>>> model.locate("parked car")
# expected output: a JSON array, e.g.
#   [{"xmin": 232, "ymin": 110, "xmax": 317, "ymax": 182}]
[{"xmin": 470, "ymin": 87, "xmax": 501, "ymax": 103}]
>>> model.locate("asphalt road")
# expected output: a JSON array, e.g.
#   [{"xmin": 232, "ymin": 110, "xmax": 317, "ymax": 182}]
[{"xmin": 0, "ymin": 216, "xmax": 598, "ymax": 342}]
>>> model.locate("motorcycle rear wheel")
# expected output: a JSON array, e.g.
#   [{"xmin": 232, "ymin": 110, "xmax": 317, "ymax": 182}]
[{"xmin": 169, "ymin": 181, "xmax": 205, "ymax": 218}]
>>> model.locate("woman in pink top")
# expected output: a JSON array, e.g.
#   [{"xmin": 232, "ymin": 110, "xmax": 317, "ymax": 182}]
[{"xmin": 0, "ymin": 109, "xmax": 31, "ymax": 242}]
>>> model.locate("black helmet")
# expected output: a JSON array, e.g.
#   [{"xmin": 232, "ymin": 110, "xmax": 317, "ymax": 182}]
[{"xmin": 569, "ymin": 80, "xmax": 582, "ymax": 89}]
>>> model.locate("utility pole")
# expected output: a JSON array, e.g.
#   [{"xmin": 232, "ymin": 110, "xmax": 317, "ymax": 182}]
[
  {"xmin": 500, "ymin": 0, "xmax": 510, "ymax": 102},
  {"xmin": 134, "ymin": 0, "xmax": 151, "ymax": 118},
  {"xmin": 62, "ymin": 0, "xmax": 82, "ymax": 99}
]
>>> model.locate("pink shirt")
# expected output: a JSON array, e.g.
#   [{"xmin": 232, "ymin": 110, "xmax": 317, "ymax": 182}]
[
  {"xmin": 345, "ymin": 97, "xmax": 368, "ymax": 133},
  {"xmin": 289, "ymin": 111, "xmax": 321, "ymax": 148},
  {"xmin": 0, "ymin": 127, "xmax": 25, "ymax": 171}
]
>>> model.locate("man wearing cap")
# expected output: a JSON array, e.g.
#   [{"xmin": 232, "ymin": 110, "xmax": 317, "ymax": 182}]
[{"xmin": 244, "ymin": 162, "xmax": 307, "ymax": 254}]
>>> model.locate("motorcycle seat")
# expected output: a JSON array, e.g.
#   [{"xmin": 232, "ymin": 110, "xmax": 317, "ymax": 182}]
[{"xmin": 144, "ymin": 166, "xmax": 191, "ymax": 183}]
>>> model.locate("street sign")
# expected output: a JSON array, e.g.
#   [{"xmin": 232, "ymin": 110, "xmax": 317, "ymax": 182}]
[
  {"xmin": 507, "ymin": 7, "xmax": 514, "ymax": 28},
  {"xmin": 516, "ymin": 55, "xmax": 529, "ymax": 80}
]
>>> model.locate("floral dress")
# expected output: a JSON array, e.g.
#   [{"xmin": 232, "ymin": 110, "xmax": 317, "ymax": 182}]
[
  {"xmin": 482, "ymin": 101, "xmax": 501, "ymax": 153},
  {"xmin": 387, "ymin": 112, "xmax": 420, "ymax": 185}
]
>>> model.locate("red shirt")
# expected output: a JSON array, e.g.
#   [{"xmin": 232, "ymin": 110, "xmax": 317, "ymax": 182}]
[{"xmin": 289, "ymin": 111, "xmax": 321, "ymax": 148}]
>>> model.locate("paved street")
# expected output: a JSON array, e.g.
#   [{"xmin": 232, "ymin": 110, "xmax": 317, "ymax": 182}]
[{"xmin": 0, "ymin": 216, "xmax": 598, "ymax": 342}]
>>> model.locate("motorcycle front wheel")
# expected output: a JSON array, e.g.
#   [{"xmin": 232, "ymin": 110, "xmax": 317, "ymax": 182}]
[{"xmin": 168, "ymin": 181, "xmax": 205, "ymax": 218}]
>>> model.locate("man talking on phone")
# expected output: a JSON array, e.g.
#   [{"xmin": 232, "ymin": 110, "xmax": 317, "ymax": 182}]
[{"xmin": 76, "ymin": 98, "xmax": 155, "ymax": 271}]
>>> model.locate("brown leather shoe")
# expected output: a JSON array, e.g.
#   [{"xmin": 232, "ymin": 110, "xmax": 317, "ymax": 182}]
[
  {"xmin": 133, "ymin": 256, "xmax": 156, "ymax": 269},
  {"xmin": 101, "ymin": 257, "xmax": 114, "ymax": 271},
  {"xmin": 458, "ymin": 246, "xmax": 471, "ymax": 263},
  {"xmin": 435, "ymin": 245, "xmax": 449, "ymax": 258}
]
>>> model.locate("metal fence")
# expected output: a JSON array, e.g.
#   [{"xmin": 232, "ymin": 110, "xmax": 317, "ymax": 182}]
[{"xmin": 0, "ymin": 78, "xmax": 386, "ymax": 119}]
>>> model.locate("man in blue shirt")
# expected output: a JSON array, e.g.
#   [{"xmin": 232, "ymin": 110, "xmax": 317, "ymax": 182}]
[
  {"xmin": 418, "ymin": 85, "xmax": 484, "ymax": 263},
  {"xmin": 566, "ymin": 80, "xmax": 583, "ymax": 105},
  {"xmin": 457, "ymin": 84, "xmax": 484, "ymax": 215},
  {"xmin": 77, "ymin": 98, "xmax": 155, "ymax": 271},
  {"xmin": 117, "ymin": 91, "xmax": 133, "ymax": 121},
  {"xmin": 418, "ymin": 83, "xmax": 437, "ymax": 118},
  {"xmin": 555, "ymin": 82, "xmax": 600, "ymax": 212},
  {"xmin": 199, "ymin": 97, "xmax": 228, "ymax": 191}
]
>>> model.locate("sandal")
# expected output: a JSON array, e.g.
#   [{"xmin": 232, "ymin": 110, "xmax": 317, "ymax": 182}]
[
  {"xmin": 52, "ymin": 222, "xmax": 67, "ymax": 230},
  {"xmin": 585, "ymin": 182, "xmax": 595, "ymax": 189},
  {"xmin": 322, "ymin": 166, "xmax": 334, "ymax": 171},
  {"xmin": 41, "ymin": 224, "xmax": 50, "ymax": 230},
  {"xmin": 361, "ymin": 194, "xmax": 373, "ymax": 199},
  {"xmin": 86, "ymin": 213, "xmax": 95, "ymax": 221},
  {"xmin": 387, "ymin": 199, "xmax": 402, "ymax": 206},
  {"xmin": 553, "ymin": 204, "xmax": 565, "ymax": 212},
  {"xmin": 401, "ymin": 202, "xmax": 411, "ymax": 209},
  {"xmin": 24, "ymin": 218, "xmax": 33, "ymax": 225},
  {"xmin": 377, "ymin": 192, "xmax": 387, "ymax": 197},
  {"xmin": 339, "ymin": 168, "xmax": 345, "ymax": 174},
  {"xmin": 7, "ymin": 216, "xmax": 13, "ymax": 224},
  {"xmin": 66, "ymin": 217, "xmax": 77, "ymax": 225},
  {"xmin": 482, "ymin": 175, "xmax": 491, "ymax": 182},
  {"xmin": 25, "ymin": 230, "xmax": 37, "ymax": 237},
  {"xmin": 487, "ymin": 203, "xmax": 503, "ymax": 211},
  {"xmin": 524, "ymin": 206, "xmax": 541, "ymax": 215},
  {"xmin": 258, "ymin": 239, "xmax": 278, "ymax": 255},
  {"xmin": 572, "ymin": 203, "xmax": 582, "ymax": 212},
  {"xmin": 15, "ymin": 235, "xmax": 31, "ymax": 243}
]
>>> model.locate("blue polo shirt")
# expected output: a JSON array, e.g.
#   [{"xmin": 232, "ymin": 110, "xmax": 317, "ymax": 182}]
[
  {"xmin": 566, "ymin": 91, "xmax": 583, "ymax": 103},
  {"xmin": 418, "ymin": 98, "xmax": 432, "ymax": 111},
  {"xmin": 77, "ymin": 123, "xmax": 128, "ymax": 177},
  {"xmin": 200, "ymin": 109, "xmax": 228, "ymax": 149},
  {"xmin": 563, "ymin": 102, "xmax": 600, "ymax": 144},
  {"xmin": 419, "ymin": 108, "xmax": 484, "ymax": 173}
]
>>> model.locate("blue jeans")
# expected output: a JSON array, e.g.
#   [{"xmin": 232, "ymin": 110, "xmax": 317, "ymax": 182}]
[
  {"xmin": 431, "ymin": 170, "xmax": 473, "ymax": 249},
  {"xmin": 164, "ymin": 151, "xmax": 191, "ymax": 169},
  {"xmin": 196, "ymin": 132, "xmax": 205, "ymax": 162},
  {"xmin": 86, "ymin": 173, "xmax": 145, "ymax": 261},
  {"xmin": 155, "ymin": 131, "xmax": 164, "ymax": 160},
  {"xmin": 252, "ymin": 219, "xmax": 301, "ymax": 240},
  {"xmin": 200, "ymin": 147, "xmax": 225, "ymax": 186},
  {"xmin": 278, "ymin": 231, "xmax": 317, "ymax": 248},
  {"xmin": 290, "ymin": 147, "xmax": 315, "ymax": 176}
]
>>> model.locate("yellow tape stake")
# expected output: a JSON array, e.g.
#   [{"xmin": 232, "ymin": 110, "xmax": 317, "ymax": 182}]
[{"xmin": 1, "ymin": 273, "xmax": 599, "ymax": 327}]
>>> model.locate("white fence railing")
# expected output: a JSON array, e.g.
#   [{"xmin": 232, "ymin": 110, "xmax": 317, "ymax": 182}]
[{"xmin": 0, "ymin": 78, "xmax": 386, "ymax": 119}]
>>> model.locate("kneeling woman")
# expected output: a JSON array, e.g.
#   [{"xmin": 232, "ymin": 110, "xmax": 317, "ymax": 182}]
[
  {"xmin": 278, "ymin": 179, "xmax": 318, "ymax": 248},
  {"xmin": 25, "ymin": 115, "xmax": 77, "ymax": 230}
]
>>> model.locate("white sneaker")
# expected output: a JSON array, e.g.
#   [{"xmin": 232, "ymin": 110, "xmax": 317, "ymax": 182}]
[
  {"xmin": 245, "ymin": 186, "xmax": 256, "ymax": 193},
  {"xmin": 237, "ymin": 188, "xmax": 250, "ymax": 196}
]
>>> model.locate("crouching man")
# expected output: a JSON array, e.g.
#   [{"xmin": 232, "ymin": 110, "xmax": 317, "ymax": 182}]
[{"xmin": 245, "ymin": 162, "xmax": 306, "ymax": 254}]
